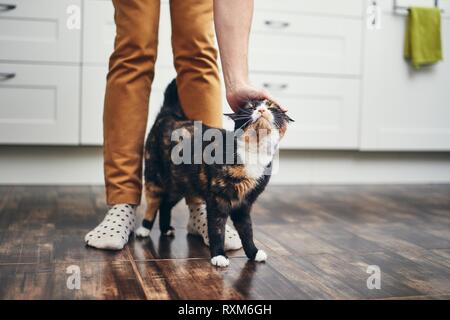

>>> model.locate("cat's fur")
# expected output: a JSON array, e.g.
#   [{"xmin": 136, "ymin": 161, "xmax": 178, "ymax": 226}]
[{"xmin": 137, "ymin": 79, "xmax": 293, "ymax": 267}]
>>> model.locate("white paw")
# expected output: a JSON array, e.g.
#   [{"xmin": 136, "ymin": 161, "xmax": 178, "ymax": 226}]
[
  {"xmin": 254, "ymin": 250, "xmax": 267, "ymax": 262},
  {"xmin": 135, "ymin": 226, "xmax": 151, "ymax": 238},
  {"xmin": 211, "ymin": 255, "xmax": 230, "ymax": 267}
]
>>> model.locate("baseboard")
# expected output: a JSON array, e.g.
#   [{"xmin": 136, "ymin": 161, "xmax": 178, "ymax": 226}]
[{"xmin": 1, "ymin": 146, "xmax": 450, "ymax": 185}]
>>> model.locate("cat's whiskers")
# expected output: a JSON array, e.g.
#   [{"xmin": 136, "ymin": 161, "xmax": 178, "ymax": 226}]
[
  {"xmin": 231, "ymin": 115, "xmax": 251, "ymax": 119},
  {"xmin": 236, "ymin": 118, "xmax": 254, "ymax": 131}
]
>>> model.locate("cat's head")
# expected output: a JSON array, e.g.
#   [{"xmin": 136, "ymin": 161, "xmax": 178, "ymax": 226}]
[{"xmin": 225, "ymin": 99, "xmax": 294, "ymax": 138}]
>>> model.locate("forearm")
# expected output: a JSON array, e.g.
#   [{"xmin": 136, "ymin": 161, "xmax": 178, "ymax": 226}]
[{"xmin": 213, "ymin": 0, "xmax": 254, "ymax": 93}]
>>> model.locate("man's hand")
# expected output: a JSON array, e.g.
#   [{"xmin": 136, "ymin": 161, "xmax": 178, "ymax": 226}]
[{"xmin": 226, "ymin": 83, "xmax": 287, "ymax": 112}]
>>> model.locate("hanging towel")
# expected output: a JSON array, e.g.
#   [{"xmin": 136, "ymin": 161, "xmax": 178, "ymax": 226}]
[{"xmin": 404, "ymin": 7, "xmax": 443, "ymax": 68}]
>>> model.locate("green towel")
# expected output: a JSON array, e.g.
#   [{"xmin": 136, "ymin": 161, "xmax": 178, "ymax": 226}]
[{"xmin": 404, "ymin": 7, "xmax": 443, "ymax": 68}]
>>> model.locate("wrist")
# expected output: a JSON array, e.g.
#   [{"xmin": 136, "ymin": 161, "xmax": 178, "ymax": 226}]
[{"xmin": 225, "ymin": 78, "xmax": 249, "ymax": 94}]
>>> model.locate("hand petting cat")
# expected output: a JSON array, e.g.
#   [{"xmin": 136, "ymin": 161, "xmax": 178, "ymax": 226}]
[{"xmin": 226, "ymin": 83, "xmax": 288, "ymax": 113}]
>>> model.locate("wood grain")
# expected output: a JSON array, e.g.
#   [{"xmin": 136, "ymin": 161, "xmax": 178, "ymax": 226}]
[{"xmin": 0, "ymin": 185, "xmax": 449, "ymax": 299}]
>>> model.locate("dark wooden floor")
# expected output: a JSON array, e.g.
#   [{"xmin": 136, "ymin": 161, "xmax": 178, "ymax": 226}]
[{"xmin": 0, "ymin": 185, "xmax": 449, "ymax": 300}]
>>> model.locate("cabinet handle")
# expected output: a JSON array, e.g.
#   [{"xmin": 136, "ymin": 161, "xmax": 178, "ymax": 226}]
[
  {"xmin": 263, "ymin": 83, "xmax": 288, "ymax": 91},
  {"xmin": 0, "ymin": 72, "xmax": 16, "ymax": 80},
  {"xmin": 0, "ymin": 4, "xmax": 16, "ymax": 11},
  {"xmin": 264, "ymin": 20, "xmax": 290, "ymax": 29}
]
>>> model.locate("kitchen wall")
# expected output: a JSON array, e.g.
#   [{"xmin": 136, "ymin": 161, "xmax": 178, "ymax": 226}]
[{"xmin": 1, "ymin": 0, "xmax": 450, "ymax": 184}]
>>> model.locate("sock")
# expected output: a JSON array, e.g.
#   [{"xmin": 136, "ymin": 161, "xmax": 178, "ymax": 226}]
[
  {"xmin": 85, "ymin": 203, "xmax": 136, "ymax": 250},
  {"xmin": 187, "ymin": 202, "xmax": 242, "ymax": 251}
]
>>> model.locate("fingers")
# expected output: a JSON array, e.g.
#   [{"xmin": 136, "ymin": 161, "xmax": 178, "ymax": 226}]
[
  {"xmin": 226, "ymin": 85, "xmax": 288, "ymax": 112},
  {"xmin": 226, "ymin": 95, "xmax": 240, "ymax": 113},
  {"xmin": 251, "ymin": 87, "xmax": 288, "ymax": 112},
  {"xmin": 260, "ymin": 89, "xmax": 288, "ymax": 112}
]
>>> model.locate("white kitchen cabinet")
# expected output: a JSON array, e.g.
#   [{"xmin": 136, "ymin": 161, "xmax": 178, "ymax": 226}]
[
  {"xmin": 80, "ymin": 0, "xmax": 363, "ymax": 149},
  {"xmin": 0, "ymin": 0, "xmax": 81, "ymax": 63},
  {"xmin": 80, "ymin": 65, "xmax": 106, "ymax": 145},
  {"xmin": 251, "ymin": 73, "xmax": 360, "ymax": 149},
  {"xmin": 3, "ymin": 0, "xmax": 447, "ymax": 151},
  {"xmin": 83, "ymin": 69, "xmax": 362, "ymax": 149},
  {"xmin": 82, "ymin": 0, "xmax": 115, "ymax": 65},
  {"xmin": 81, "ymin": 65, "xmax": 176, "ymax": 145},
  {"xmin": 80, "ymin": 0, "xmax": 176, "ymax": 144},
  {"xmin": 0, "ymin": 63, "xmax": 80, "ymax": 144},
  {"xmin": 250, "ymin": 11, "xmax": 363, "ymax": 76},
  {"xmin": 83, "ymin": 0, "xmax": 173, "ymax": 68},
  {"xmin": 256, "ymin": 0, "xmax": 363, "ymax": 17},
  {"xmin": 361, "ymin": 1, "xmax": 450, "ymax": 150}
]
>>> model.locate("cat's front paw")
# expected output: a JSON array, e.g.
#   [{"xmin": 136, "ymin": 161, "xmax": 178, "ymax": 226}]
[
  {"xmin": 254, "ymin": 250, "xmax": 267, "ymax": 262},
  {"xmin": 211, "ymin": 255, "xmax": 230, "ymax": 267},
  {"xmin": 135, "ymin": 226, "xmax": 151, "ymax": 238}
]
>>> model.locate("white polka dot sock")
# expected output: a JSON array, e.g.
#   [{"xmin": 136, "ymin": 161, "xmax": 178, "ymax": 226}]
[
  {"xmin": 85, "ymin": 203, "xmax": 136, "ymax": 250},
  {"xmin": 187, "ymin": 202, "xmax": 242, "ymax": 251}
]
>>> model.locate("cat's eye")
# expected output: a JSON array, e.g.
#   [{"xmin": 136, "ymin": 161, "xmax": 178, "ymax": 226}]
[{"xmin": 268, "ymin": 107, "xmax": 280, "ymax": 113}]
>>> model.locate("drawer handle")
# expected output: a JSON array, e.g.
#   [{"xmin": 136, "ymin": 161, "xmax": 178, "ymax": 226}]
[
  {"xmin": 0, "ymin": 72, "xmax": 16, "ymax": 80},
  {"xmin": 263, "ymin": 83, "xmax": 288, "ymax": 91},
  {"xmin": 264, "ymin": 20, "xmax": 290, "ymax": 29},
  {"xmin": 0, "ymin": 3, "xmax": 16, "ymax": 11}
]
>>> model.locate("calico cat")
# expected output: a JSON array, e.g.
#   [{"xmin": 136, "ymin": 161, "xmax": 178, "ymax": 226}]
[{"xmin": 135, "ymin": 79, "xmax": 293, "ymax": 267}]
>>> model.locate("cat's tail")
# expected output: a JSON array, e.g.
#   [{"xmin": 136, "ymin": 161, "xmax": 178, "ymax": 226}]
[{"xmin": 160, "ymin": 78, "xmax": 187, "ymax": 119}]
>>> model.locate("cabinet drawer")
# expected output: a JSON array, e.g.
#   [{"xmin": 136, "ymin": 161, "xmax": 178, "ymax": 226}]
[
  {"xmin": 250, "ymin": 73, "xmax": 360, "ymax": 149},
  {"xmin": 83, "ymin": 0, "xmax": 173, "ymax": 67},
  {"xmin": 82, "ymin": 69, "xmax": 361, "ymax": 149},
  {"xmin": 81, "ymin": 65, "xmax": 176, "ymax": 145},
  {"xmin": 256, "ymin": 0, "xmax": 363, "ymax": 17},
  {"xmin": 250, "ymin": 11, "xmax": 363, "ymax": 76},
  {"xmin": 0, "ymin": 63, "xmax": 80, "ymax": 144},
  {"xmin": 0, "ymin": 0, "xmax": 81, "ymax": 63}
]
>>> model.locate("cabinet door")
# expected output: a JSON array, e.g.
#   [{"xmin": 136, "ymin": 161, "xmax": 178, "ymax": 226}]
[
  {"xmin": 256, "ymin": 0, "xmax": 363, "ymax": 17},
  {"xmin": 80, "ymin": 65, "xmax": 106, "ymax": 145},
  {"xmin": 250, "ymin": 11, "xmax": 363, "ymax": 76},
  {"xmin": 0, "ymin": 63, "xmax": 80, "ymax": 144},
  {"xmin": 0, "ymin": 0, "xmax": 81, "ymax": 63},
  {"xmin": 361, "ymin": 8, "xmax": 450, "ymax": 150},
  {"xmin": 81, "ymin": 65, "xmax": 176, "ymax": 145},
  {"xmin": 250, "ymin": 73, "xmax": 360, "ymax": 149},
  {"xmin": 82, "ymin": 0, "xmax": 115, "ymax": 65},
  {"xmin": 83, "ymin": 0, "xmax": 173, "ymax": 67}
]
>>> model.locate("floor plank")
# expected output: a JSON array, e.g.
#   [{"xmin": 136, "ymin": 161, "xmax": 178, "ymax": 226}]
[
  {"xmin": 0, "ymin": 261, "xmax": 146, "ymax": 300},
  {"xmin": 0, "ymin": 185, "xmax": 449, "ymax": 299}
]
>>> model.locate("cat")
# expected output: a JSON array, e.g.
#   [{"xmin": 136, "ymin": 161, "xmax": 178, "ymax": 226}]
[{"xmin": 135, "ymin": 79, "xmax": 293, "ymax": 267}]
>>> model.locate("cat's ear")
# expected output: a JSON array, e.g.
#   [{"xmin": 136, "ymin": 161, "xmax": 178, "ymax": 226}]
[
  {"xmin": 282, "ymin": 110, "xmax": 295, "ymax": 122},
  {"xmin": 286, "ymin": 115, "xmax": 295, "ymax": 122}
]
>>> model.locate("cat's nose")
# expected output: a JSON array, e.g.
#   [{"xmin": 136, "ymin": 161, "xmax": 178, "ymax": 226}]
[{"xmin": 257, "ymin": 108, "xmax": 266, "ymax": 114}]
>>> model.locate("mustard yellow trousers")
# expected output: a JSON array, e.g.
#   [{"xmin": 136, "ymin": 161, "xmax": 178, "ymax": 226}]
[{"xmin": 103, "ymin": 0, "xmax": 222, "ymax": 205}]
